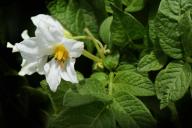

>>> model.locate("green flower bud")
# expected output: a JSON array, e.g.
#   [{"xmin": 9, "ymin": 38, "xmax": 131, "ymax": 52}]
[{"xmin": 103, "ymin": 51, "xmax": 120, "ymax": 71}]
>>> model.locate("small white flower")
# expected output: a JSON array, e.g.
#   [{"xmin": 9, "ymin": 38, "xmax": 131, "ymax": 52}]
[{"xmin": 7, "ymin": 14, "xmax": 84, "ymax": 92}]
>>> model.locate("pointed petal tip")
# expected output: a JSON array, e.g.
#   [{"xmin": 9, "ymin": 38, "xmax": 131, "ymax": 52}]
[
  {"xmin": 7, "ymin": 42, "xmax": 14, "ymax": 48},
  {"xmin": 70, "ymin": 76, "xmax": 78, "ymax": 84},
  {"xmin": 44, "ymin": 59, "xmax": 61, "ymax": 92},
  {"xmin": 50, "ymin": 86, "xmax": 57, "ymax": 92},
  {"xmin": 18, "ymin": 71, "xmax": 25, "ymax": 76},
  {"xmin": 7, "ymin": 42, "xmax": 19, "ymax": 53},
  {"xmin": 47, "ymin": 79, "xmax": 60, "ymax": 92}
]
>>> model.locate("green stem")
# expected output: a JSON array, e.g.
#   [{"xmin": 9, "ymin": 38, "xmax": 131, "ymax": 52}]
[
  {"xmin": 108, "ymin": 72, "xmax": 114, "ymax": 96},
  {"xmin": 70, "ymin": 36, "xmax": 91, "ymax": 40},
  {"xmin": 82, "ymin": 50, "xmax": 102, "ymax": 63},
  {"xmin": 84, "ymin": 28, "xmax": 104, "ymax": 58},
  {"xmin": 168, "ymin": 103, "xmax": 181, "ymax": 128}
]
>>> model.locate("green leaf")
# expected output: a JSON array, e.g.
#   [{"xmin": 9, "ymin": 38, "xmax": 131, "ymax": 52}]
[
  {"xmin": 104, "ymin": 0, "xmax": 113, "ymax": 13},
  {"xmin": 47, "ymin": 0, "xmax": 106, "ymax": 35},
  {"xmin": 40, "ymin": 80, "xmax": 73, "ymax": 112},
  {"xmin": 112, "ymin": 91, "xmax": 156, "ymax": 128},
  {"xmin": 111, "ymin": 5, "xmax": 145, "ymax": 47},
  {"xmin": 148, "ymin": 19, "xmax": 158, "ymax": 47},
  {"xmin": 49, "ymin": 102, "xmax": 116, "ymax": 128},
  {"xmin": 155, "ymin": 62, "xmax": 192, "ymax": 109},
  {"xmin": 63, "ymin": 78, "xmax": 112, "ymax": 108},
  {"xmin": 179, "ymin": 10, "xmax": 192, "ymax": 57},
  {"xmin": 103, "ymin": 51, "xmax": 120, "ymax": 70},
  {"xmin": 122, "ymin": 0, "xmax": 144, "ymax": 12},
  {"xmin": 104, "ymin": 0, "xmax": 123, "ymax": 13},
  {"xmin": 90, "ymin": 72, "xmax": 109, "ymax": 87},
  {"xmin": 116, "ymin": 64, "xmax": 136, "ymax": 72},
  {"xmin": 99, "ymin": 17, "xmax": 113, "ymax": 46},
  {"xmin": 87, "ymin": 0, "xmax": 107, "ymax": 23},
  {"xmin": 137, "ymin": 51, "xmax": 167, "ymax": 72},
  {"xmin": 47, "ymin": 0, "xmax": 105, "ymax": 51},
  {"xmin": 63, "ymin": 89, "xmax": 110, "ymax": 107},
  {"xmin": 148, "ymin": 0, "xmax": 160, "ymax": 47},
  {"xmin": 154, "ymin": 0, "xmax": 192, "ymax": 59},
  {"xmin": 77, "ymin": 71, "xmax": 85, "ymax": 81},
  {"xmin": 78, "ymin": 78, "xmax": 108, "ymax": 96},
  {"xmin": 70, "ymin": 78, "xmax": 112, "ymax": 105},
  {"xmin": 113, "ymin": 70, "xmax": 155, "ymax": 96}
]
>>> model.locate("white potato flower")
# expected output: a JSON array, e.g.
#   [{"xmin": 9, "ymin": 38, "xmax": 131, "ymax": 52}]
[{"xmin": 7, "ymin": 14, "xmax": 84, "ymax": 92}]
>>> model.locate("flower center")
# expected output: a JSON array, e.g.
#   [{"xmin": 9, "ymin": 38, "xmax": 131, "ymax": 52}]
[{"xmin": 54, "ymin": 44, "xmax": 69, "ymax": 62}]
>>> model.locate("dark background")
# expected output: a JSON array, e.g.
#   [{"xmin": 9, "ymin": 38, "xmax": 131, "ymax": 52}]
[{"xmin": 0, "ymin": 0, "xmax": 50, "ymax": 128}]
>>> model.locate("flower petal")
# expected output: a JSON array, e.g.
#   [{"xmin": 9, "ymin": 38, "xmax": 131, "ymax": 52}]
[
  {"xmin": 69, "ymin": 41, "xmax": 84, "ymax": 58},
  {"xmin": 21, "ymin": 59, "xmax": 27, "ymax": 66},
  {"xmin": 21, "ymin": 30, "xmax": 30, "ymax": 40},
  {"xmin": 19, "ymin": 56, "xmax": 48, "ymax": 76},
  {"xmin": 36, "ymin": 56, "xmax": 48, "ymax": 75},
  {"xmin": 44, "ymin": 59, "xmax": 61, "ymax": 92},
  {"xmin": 31, "ymin": 14, "xmax": 64, "ymax": 33},
  {"xmin": 15, "ymin": 37, "xmax": 44, "ymax": 62},
  {"xmin": 7, "ymin": 42, "xmax": 19, "ymax": 53},
  {"xmin": 31, "ymin": 14, "xmax": 65, "ymax": 43},
  {"xmin": 60, "ymin": 70, "xmax": 71, "ymax": 82},
  {"xmin": 60, "ymin": 59, "xmax": 78, "ymax": 83},
  {"xmin": 18, "ymin": 61, "xmax": 38, "ymax": 76}
]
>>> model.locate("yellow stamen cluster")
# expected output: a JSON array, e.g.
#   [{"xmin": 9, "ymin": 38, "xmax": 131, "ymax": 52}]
[{"xmin": 54, "ymin": 44, "xmax": 69, "ymax": 62}]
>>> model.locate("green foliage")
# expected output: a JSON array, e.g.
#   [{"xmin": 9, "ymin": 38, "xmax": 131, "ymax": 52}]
[
  {"xmin": 104, "ymin": 0, "xmax": 113, "ymax": 13},
  {"xmin": 112, "ymin": 91, "xmax": 156, "ymax": 128},
  {"xmin": 116, "ymin": 64, "xmax": 137, "ymax": 72},
  {"xmin": 47, "ymin": 0, "xmax": 106, "ymax": 35},
  {"xmin": 122, "ymin": 0, "xmax": 145, "ymax": 12},
  {"xmin": 103, "ymin": 51, "xmax": 120, "ymax": 70},
  {"xmin": 48, "ymin": 101, "xmax": 116, "ymax": 128},
  {"xmin": 48, "ymin": 78, "xmax": 114, "ymax": 128},
  {"xmin": 137, "ymin": 51, "xmax": 167, "ymax": 72},
  {"xmin": 77, "ymin": 78, "xmax": 110, "ymax": 101},
  {"xmin": 113, "ymin": 70, "xmax": 155, "ymax": 96},
  {"xmin": 76, "ymin": 71, "xmax": 85, "ymax": 81},
  {"xmin": 90, "ymin": 72, "xmax": 109, "ymax": 86},
  {"xmin": 99, "ymin": 16, "xmax": 113, "ymax": 46},
  {"xmin": 110, "ymin": 5, "xmax": 145, "ymax": 47},
  {"xmin": 40, "ymin": 80, "xmax": 74, "ymax": 112},
  {"xmin": 179, "ymin": 10, "xmax": 192, "ymax": 57},
  {"xmin": 154, "ymin": 0, "xmax": 192, "ymax": 59},
  {"xmin": 155, "ymin": 62, "xmax": 192, "ymax": 109}
]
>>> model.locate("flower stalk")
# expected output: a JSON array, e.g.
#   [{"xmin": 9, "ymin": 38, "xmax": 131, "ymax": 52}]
[
  {"xmin": 70, "ymin": 36, "xmax": 91, "ymax": 40},
  {"xmin": 84, "ymin": 28, "xmax": 105, "ymax": 59},
  {"xmin": 82, "ymin": 50, "xmax": 102, "ymax": 63}
]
